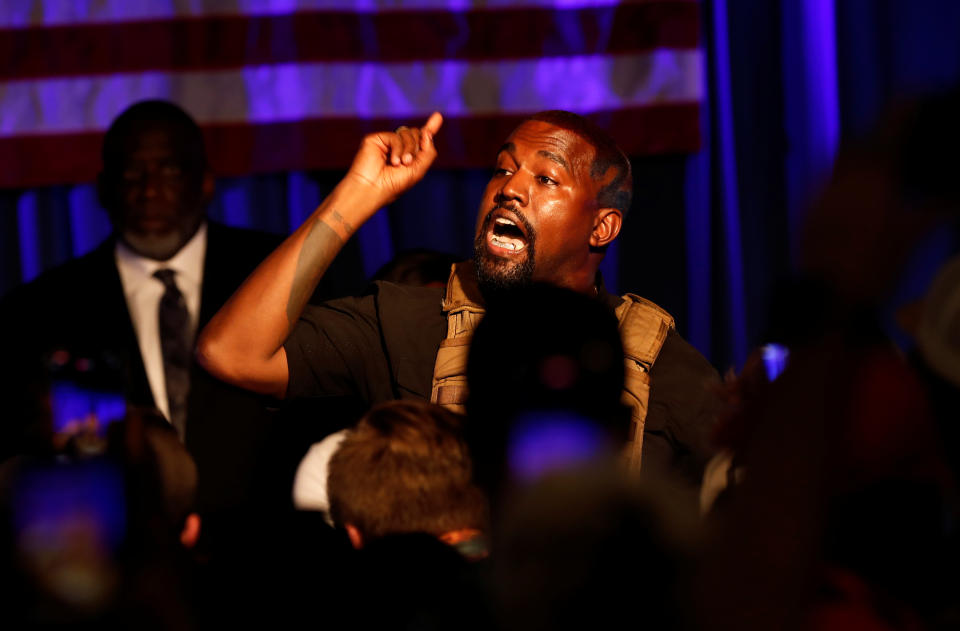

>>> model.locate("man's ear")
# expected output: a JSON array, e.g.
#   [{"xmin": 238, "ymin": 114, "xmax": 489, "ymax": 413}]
[
  {"xmin": 345, "ymin": 523, "xmax": 364, "ymax": 550},
  {"xmin": 589, "ymin": 208, "xmax": 623, "ymax": 248}
]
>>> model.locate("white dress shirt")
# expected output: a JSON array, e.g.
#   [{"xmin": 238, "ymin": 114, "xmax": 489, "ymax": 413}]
[{"xmin": 115, "ymin": 223, "xmax": 207, "ymax": 421}]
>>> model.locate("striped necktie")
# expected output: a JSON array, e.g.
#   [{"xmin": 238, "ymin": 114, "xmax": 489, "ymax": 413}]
[{"xmin": 153, "ymin": 268, "xmax": 191, "ymax": 440}]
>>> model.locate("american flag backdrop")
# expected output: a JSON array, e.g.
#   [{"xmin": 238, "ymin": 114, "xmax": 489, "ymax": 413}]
[{"xmin": 0, "ymin": 0, "xmax": 701, "ymax": 189}]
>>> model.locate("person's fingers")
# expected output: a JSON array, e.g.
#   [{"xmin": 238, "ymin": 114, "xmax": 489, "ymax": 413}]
[
  {"xmin": 396, "ymin": 126, "xmax": 420, "ymax": 165},
  {"xmin": 373, "ymin": 114, "xmax": 442, "ymax": 169},
  {"xmin": 422, "ymin": 112, "xmax": 443, "ymax": 137},
  {"xmin": 420, "ymin": 112, "xmax": 443, "ymax": 150},
  {"xmin": 385, "ymin": 130, "xmax": 407, "ymax": 166}
]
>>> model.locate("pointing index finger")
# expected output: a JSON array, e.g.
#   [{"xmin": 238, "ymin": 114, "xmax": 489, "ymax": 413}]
[{"xmin": 420, "ymin": 112, "xmax": 443, "ymax": 148}]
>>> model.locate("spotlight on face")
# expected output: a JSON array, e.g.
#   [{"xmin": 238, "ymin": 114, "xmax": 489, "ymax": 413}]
[{"xmin": 473, "ymin": 120, "xmax": 604, "ymax": 297}]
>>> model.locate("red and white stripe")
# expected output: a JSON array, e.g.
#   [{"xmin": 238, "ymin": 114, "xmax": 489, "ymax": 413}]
[{"xmin": 0, "ymin": 0, "xmax": 701, "ymax": 188}]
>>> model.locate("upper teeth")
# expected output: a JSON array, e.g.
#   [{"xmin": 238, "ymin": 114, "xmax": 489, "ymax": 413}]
[{"xmin": 495, "ymin": 217, "xmax": 516, "ymax": 226}]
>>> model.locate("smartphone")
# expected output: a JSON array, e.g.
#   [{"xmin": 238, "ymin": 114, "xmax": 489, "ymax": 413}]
[
  {"xmin": 761, "ymin": 343, "xmax": 790, "ymax": 382},
  {"xmin": 48, "ymin": 380, "xmax": 126, "ymax": 436},
  {"xmin": 45, "ymin": 349, "xmax": 127, "ymax": 437}
]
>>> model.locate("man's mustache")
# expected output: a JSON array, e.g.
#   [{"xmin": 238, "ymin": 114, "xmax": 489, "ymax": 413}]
[{"xmin": 487, "ymin": 198, "xmax": 536, "ymax": 239}]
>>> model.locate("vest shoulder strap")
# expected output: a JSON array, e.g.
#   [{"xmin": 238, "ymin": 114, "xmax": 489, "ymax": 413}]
[
  {"xmin": 432, "ymin": 261, "xmax": 484, "ymax": 413},
  {"xmin": 615, "ymin": 293, "xmax": 675, "ymax": 371},
  {"xmin": 615, "ymin": 293, "xmax": 675, "ymax": 469}
]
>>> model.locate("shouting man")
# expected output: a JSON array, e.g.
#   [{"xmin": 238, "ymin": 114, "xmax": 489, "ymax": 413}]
[{"xmin": 198, "ymin": 111, "xmax": 719, "ymax": 486}]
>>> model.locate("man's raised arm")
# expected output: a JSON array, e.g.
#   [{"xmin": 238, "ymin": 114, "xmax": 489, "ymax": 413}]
[{"xmin": 196, "ymin": 113, "xmax": 444, "ymax": 398}]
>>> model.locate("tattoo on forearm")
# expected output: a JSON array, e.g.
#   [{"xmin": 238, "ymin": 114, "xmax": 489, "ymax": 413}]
[
  {"xmin": 331, "ymin": 210, "xmax": 354, "ymax": 235},
  {"xmin": 286, "ymin": 217, "xmax": 343, "ymax": 326}
]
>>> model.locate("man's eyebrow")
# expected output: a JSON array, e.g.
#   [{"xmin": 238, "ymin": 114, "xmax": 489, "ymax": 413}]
[{"xmin": 537, "ymin": 150, "xmax": 569, "ymax": 171}]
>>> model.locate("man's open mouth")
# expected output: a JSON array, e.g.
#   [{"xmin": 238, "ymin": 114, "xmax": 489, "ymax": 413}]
[
  {"xmin": 486, "ymin": 210, "xmax": 530, "ymax": 254},
  {"xmin": 474, "ymin": 206, "xmax": 536, "ymax": 292}
]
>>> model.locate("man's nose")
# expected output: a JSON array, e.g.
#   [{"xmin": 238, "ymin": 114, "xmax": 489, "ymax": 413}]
[
  {"xmin": 497, "ymin": 171, "xmax": 527, "ymax": 206},
  {"xmin": 140, "ymin": 169, "xmax": 164, "ymax": 198}
]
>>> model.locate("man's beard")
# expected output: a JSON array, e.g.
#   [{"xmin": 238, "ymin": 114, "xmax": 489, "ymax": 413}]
[
  {"xmin": 473, "ymin": 208, "xmax": 536, "ymax": 301},
  {"xmin": 121, "ymin": 227, "xmax": 190, "ymax": 261}
]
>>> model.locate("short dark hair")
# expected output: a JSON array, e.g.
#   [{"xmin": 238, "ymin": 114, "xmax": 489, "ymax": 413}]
[
  {"xmin": 101, "ymin": 99, "xmax": 206, "ymax": 173},
  {"xmin": 525, "ymin": 110, "xmax": 633, "ymax": 215},
  {"xmin": 328, "ymin": 400, "xmax": 487, "ymax": 540}
]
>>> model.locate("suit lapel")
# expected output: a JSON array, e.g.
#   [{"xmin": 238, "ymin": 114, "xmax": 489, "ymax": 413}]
[
  {"xmin": 89, "ymin": 239, "xmax": 155, "ymax": 408},
  {"xmin": 198, "ymin": 222, "xmax": 235, "ymax": 329}
]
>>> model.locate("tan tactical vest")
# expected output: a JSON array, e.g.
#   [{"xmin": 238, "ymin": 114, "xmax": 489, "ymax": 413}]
[{"xmin": 430, "ymin": 262, "xmax": 675, "ymax": 469}]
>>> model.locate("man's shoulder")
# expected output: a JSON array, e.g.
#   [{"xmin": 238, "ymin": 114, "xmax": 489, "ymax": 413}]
[
  {"xmin": 206, "ymin": 220, "xmax": 284, "ymax": 256},
  {"xmin": 297, "ymin": 280, "xmax": 445, "ymax": 331},
  {"xmin": 0, "ymin": 238, "xmax": 126, "ymax": 362},
  {"xmin": 1, "ymin": 238, "xmax": 116, "ymax": 309},
  {"xmin": 656, "ymin": 329, "xmax": 719, "ymax": 383},
  {"xmin": 372, "ymin": 281, "xmax": 447, "ymax": 399},
  {"xmin": 633, "ymin": 310, "xmax": 719, "ymax": 485},
  {"xmin": 609, "ymin": 289, "xmax": 719, "ymax": 401},
  {"xmin": 373, "ymin": 280, "xmax": 446, "ymax": 313},
  {"xmin": 286, "ymin": 281, "xmax": 446, "ymax": 403},
  {"xmin": 39, "ymin": 237, "xmax": 115, "ymax": 280},
  {"xmin": 201, "ymin": 222, "xmax": 284, "ymax": 306}
]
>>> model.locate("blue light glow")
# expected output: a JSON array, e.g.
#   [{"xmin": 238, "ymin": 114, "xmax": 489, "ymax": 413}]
[
  {"xmin": 710, "ymin": 0, "xmax": 747, "ymax": 369},
  {"xmin": 507, "ymin": 410, "xmax": 609, "ymax": 483},
  {"xmin": 781, "ymin": 0, "xmax": 840, "ymax": 251},
  {"xmin": 68, "ymin": 185, "xmax": 111, "ymax": 257},
  {"xmin": 12, "ymin": 459, "xmax": 127, "ymax": 553},
  {"xmin": 49, "ymin": 381, "xmax": 126, "ymax": 435},
  {"xmin": 16, "ymin": 191, "xmax": 41, "ymax": 283},
  {"xmin": 761, "ymin": 343, "xmax": 789, "ymax": 382}
]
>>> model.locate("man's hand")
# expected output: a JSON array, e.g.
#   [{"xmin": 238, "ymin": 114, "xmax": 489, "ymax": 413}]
[
  {"xmin": 197, "ymin": 111, "xmax": 445, "ymax": 397},
  {"xmin": 346, "ymin": 112, "xmax": 444, "ymax": 207}
]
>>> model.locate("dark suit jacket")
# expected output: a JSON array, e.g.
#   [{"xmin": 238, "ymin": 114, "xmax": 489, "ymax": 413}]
[{"xmin": 0, "ymin": 221, "xmax": 283, "ymax": 515}]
